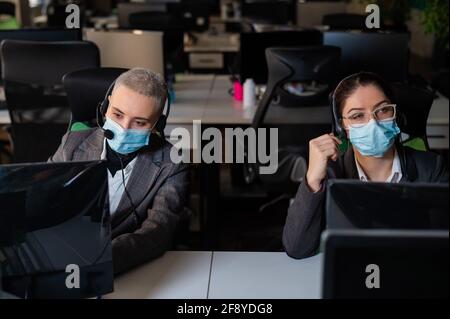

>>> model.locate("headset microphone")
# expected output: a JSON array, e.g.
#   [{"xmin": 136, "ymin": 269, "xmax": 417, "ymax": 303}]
[{"xmin": 103, "ymin": 128, "xmax": 114, "ymax": 140}]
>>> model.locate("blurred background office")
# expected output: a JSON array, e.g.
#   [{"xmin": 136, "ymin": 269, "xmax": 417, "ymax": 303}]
[{"xmin": 0, "ymin": 0, "xmax": 448, "ymax": 252}]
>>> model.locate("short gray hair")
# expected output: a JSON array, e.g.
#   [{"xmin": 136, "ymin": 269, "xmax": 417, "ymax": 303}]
[{"xmin": 113, "ymin": 68, "xmax": 167, "ymax": 112}]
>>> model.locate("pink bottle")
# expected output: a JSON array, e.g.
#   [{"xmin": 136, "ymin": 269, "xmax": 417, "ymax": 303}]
[{"xmin": 233, "ymin": 81, "xmax": 243, "ymax": 101}]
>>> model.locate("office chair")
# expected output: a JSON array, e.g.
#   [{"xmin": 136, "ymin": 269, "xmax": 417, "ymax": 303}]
[
  {"xmin": 322, "ymin": 13, "xmax": 367, "ymax": 30},
  {"xmin": 391, "ymin": 83, "xmax": 435, "ymax": 151},
  {"xmin": 239, "ymin": 30, "xmax": 324, "ymax": 85},
  {"xmin": 249, "ymin": 45, "xmax": 340, "ymax": 185},
  {"xmin": 232, "ymin": 46, "xmax": 340, "ymax": 249},
  {"xmin": 0, "ymin": 1, "xmax": 15, "ymax": 17},
  {"xmin": 63, "ymin": 67, "xmax": 128, "ymax": 130},
  {"xmin": 1, "ymin": 40, "xmax": 100, "ymax": 163},
  {"xmin": 253, "ymin": 46, "xmax": 341, "ymax": 128},
  {"xmin": 431, "ymin": 69, "xmax": 449, "ymax": 98}
]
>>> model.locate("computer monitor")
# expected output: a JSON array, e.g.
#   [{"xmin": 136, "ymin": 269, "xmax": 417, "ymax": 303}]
[
  {"xmin": 0, "ymin": 161, "xmax": 112, "ymax": 299},
  {"xmin": 241, "ymin": 0, "xmax": 295, "ymax": 25},
  {"xmin": 326, "ymin": 179, "xmax": 449, "ymax": 230},
  {"xmin": 323, "ymin": 31, "xmax": 410, "ymax": 82},
  {"xmin": 239, "ymin": 30, "xmax": 323, "ymax": 84},
  {"xmin": 326, "ymin": 180, "xmax": 449, "ymax": 230},
  {"xmin": 322, "ymin": 229, "xmax": 449, "ymax": 299},
  {"xmin": 84, "ymin": 28, "xmax": 165, "ymax": 78},
  {"xmin": 118, "ymin": 1, "xmax": 181, "ymax": 28}
]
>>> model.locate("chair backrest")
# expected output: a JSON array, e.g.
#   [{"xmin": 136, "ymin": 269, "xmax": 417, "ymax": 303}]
[
  {"xmin": 322, "ymin": 13, "xmax": 367, "ymax": 30},
  {"xmin": 239, "ymin": 30, "xmax": 323, "ymax": 85},
  {"xmin": 252, "ymin": 46, "xmax": 341, "ymax": 128},
  {"xmin": 0, "ymin": 1, "xmax": 15, "ymax": 16},
  {"xmin": 63, "ymin": 67, "xmax": 128, "ymax": 129},
  {"xmin": 0, "ymin": 40, "xmax": 100, "ymax": 162},
  {"xmin": 391, "ymin": 83, "xmax": 435, "ymax": 150}
]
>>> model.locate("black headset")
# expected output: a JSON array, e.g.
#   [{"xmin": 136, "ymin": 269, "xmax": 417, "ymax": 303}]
[
  {"xmin": 95, "ymin": 78, "xmax": 171, "ymax": 226},
  {"xmin": 331, "ymin": 73, "xmax": 357, "ymax": 139},
  {"xmin": 330, "ymin": 71, "xmax": 409, "ymax": 180},
  {"xmin": 331, "ymin": 72, "xmax": 407, "ymax": 139},
  {"xmin": 97, "ymin": 79, "xmax": 171, "ymax": 140}
]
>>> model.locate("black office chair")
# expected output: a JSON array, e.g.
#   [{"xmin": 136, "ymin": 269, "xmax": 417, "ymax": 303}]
[
  {"xmin": 322, "ymin": 13, "xmax": 367, "ymax": 30},
  {"xmin": 0, "ymin": 1, "xmax": 15, "ymax": 17},
  {"xmin": 128, "ymin": 11, "xmax": 185, "ymax": 75},
  {"xmin": 391, "ymin": 83, "xmax": 435, "ymax": 151},
  {"xmin": 231, "ymin": 46, "xmax": 341, "ymax": 249},
  {"xmin": 431, "ymin": 69, "xmax": 449, "ymax": 98},
  {"xmin": 1, "ymin": 40, "xmax": 100, "ymax": 163},
  {"xmin": 63, "ymin": 67, "xmax": 128, "ymax": 130},
  {"xmin": 246, "ymin": 46, "xmax": 341, "ymax": 188},
  {"xmin": 239, "ymin": 30, "xmax": 324, "ymax": 85}
]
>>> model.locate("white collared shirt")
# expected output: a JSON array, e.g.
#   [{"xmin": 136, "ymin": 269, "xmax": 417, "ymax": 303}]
[
  {"xmin": 100, "ymin": 139, "xmax": 137, "ymax": 215},
  {"xmin": 355, "ymin": 148, "xmax": 403, "ymax": 183}
]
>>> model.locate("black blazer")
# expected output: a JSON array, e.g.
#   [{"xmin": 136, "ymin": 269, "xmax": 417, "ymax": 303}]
[{"xmin": 282, "ymin": 145, "xmax": 449, "ymax": 259}]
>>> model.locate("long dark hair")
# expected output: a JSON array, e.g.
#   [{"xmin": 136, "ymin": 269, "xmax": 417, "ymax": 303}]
[{"xmin": 334, "ymin": 72, "xmax": 396, "ymax": 115}]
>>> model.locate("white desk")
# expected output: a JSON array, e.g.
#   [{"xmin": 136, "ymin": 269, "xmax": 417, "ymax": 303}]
[
  {"xmin": 104, "ymin": 251, "xmax": 213, "ymax": 299},
  {"xmin": 202, "ymin": 75, "xmax": 256, "ymax": 125},
  {"xmin": 208, "ymin": 252, "xmax": 322, "ymax": 299},
  {"xmin": 103, "ymin": 250, "xmax": 322, "ymax": 299}
]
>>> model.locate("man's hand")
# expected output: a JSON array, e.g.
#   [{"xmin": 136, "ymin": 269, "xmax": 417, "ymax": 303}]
[{"xmin": 305, "ymin": 133, "xmax": 341, "ymax": 192}]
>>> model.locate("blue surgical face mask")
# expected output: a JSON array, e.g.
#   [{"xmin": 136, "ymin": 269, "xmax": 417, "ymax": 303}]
[
  {"xmin": 348, "ymin": 119, "xmax": 400, "ymax": 157},
  {"xmin": 102, "ymin": 117, "xmax": 151, "ymax": 154}
]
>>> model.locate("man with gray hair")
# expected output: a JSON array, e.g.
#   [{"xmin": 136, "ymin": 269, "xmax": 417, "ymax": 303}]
[{"xmin": 49, "ymin": 68, "xmax": 189, "ymax": 275}]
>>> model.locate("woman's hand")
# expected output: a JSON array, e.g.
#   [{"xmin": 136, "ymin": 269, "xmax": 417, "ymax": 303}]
[{"xmin": 305, "ymin": 133, "xmax": 341, "ymax": 192}]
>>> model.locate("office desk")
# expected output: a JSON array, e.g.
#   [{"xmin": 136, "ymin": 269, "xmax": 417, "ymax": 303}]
[
  {"xmin": 103, "ymin": 250, "xmax": 322, "ymax": 299},
  {"xmin": 104, "ymin": 251, "xmax": 213, "ymax": 299},
  {"xmin": 208, "ymin": 252, "xmax": 322, "ymax": 299}
]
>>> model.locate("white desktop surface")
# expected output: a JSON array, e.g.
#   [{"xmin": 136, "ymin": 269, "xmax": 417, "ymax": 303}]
[
  {"xmin": 208, "ymin": 252, "xmax": 322, "ymax": 299},
  {"xmin": 104, "ymin": 251, "xmax": 213, "ymax": 299},
  {"xmin": 104, "ymin": 250, "xmax": 322, "ymax": 299},
  {"xmin": 169, "ymin": 74, "xmax": 214, "ymax": 124}
]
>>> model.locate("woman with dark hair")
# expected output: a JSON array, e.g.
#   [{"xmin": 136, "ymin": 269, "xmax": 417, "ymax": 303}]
[{"xmin": 282, "ymin": 72, "xmax": 449, "ymax": 259}]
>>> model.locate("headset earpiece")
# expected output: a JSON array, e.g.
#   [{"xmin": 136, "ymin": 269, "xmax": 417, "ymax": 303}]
[
  {"xmin": 331, "ymin": 82, "xmax": 345, "ymax": 139},
  {"xmin": 100, "ymin": 81, "xmax": 116, "ymax": 117},
  {"xmin": 396, "ymin": 110, "xmax": 407, "ymax": 129},
  {"xmin": 153, "ymin": 89, "xmax": 171, "ymax": 136}
]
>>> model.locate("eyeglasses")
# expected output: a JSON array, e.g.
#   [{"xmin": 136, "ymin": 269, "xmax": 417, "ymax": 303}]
[{"xmin": 342, "ymin": 104, "xmax": 397, "ymax": 128}]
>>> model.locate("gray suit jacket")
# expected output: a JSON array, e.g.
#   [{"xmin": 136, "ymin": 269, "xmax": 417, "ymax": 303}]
[
  {"xmin": 49, "ymin": 128, "xmax": 189, "ymax": 275},
  {"xmin": 283, "ymin": 145, "xmax": 449, "ymax": 260}
]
